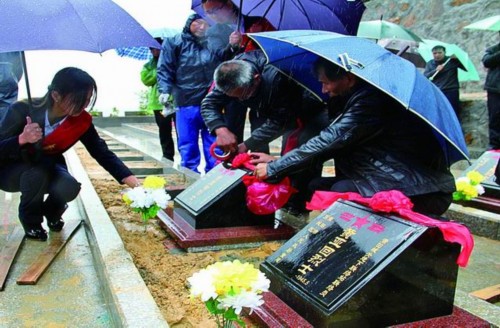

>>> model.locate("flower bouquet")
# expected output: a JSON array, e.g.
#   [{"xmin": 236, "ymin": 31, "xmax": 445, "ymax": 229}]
[
  {"xmin": 453, "ymin": 170, "xmax": 485, "ymax": 201},
  {"xmin": 122, "ymin": 176, "xmax": 171, "ymax": 227},
  {"xmin": 188, "ymin": 260, "xmax": 271, "ymax": 327}
]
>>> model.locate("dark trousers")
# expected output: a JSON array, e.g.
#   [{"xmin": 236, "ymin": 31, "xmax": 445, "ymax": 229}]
[
  {"xmin": 487, "ymin": 91, "xmax": 500, "ymax": 150},
  {"xmin": 442, "ymin": 89, "xmax": 461, "ymax": 121},
  {"xmin": 0, "ymin": 160, "xmax": 81, "ymax": 230},
  {"xmin": 309, "ymin": 176, "xmax": 452, "ymax": 216},
  {"xmin": 153, "ymin": 110, "xmax": 176, "ymax": 161},
  {"xmin": 283, "ymin": 110, "xmax": 330, "ymax": 211}
]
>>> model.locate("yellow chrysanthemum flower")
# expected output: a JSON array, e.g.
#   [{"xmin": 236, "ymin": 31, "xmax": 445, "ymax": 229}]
[
  {"xmin": 143, "ymin": 176, "xmax": 166, "ymax": 189},
  {"xmin": 209, "ymin": 260, "xmax": 259, "ymax": 296},
  {"xmin": 466, "ymin": 171, "xmax": 484, "ymax": 185},
  {"xmin": 122, "ymin": 193, "xmax": 132, "ymax": 205}
]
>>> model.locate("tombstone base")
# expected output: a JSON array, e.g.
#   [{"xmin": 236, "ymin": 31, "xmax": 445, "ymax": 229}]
[
  {"xmin": 247, "ymin": 292, "xmax": 491, "ymax": 328},
  {"xmin": 456, "ymin": 196, "xmax": 500, "ymax": 214},
  {"xmin": 157, "ymin": 207, "xmax": 296, "ymax": 251}
]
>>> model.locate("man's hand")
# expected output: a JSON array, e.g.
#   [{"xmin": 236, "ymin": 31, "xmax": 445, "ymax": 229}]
[
  {"xmin": 254, "ymin": 163, "xmax": 269, "ymax": 180},
  {"xmin": 215, "ymin": 127, "xmax": 238, "ymax": 153},
  {"xmin": 158, "ymin": 93, "xmax": 171, "ymax": 105},
  {"xmin": 122, "ymin": 175, "xmax": 140, "ymax": 188},
  {"xmin": 249, "ymin": 152, "xmax": 276, "ymax": 164},
  {"xmin": 436, "ymin": 64, "xmax": 444, "ymax": 72},
  {"xmin": 18, "ymin": 116, "xmax": 43, "ymax": 145}
]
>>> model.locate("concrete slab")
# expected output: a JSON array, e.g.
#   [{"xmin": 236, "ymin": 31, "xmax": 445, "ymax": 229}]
[{"xmin": 0, "ymin": 193, "xmax": 111, "ymax": 327}]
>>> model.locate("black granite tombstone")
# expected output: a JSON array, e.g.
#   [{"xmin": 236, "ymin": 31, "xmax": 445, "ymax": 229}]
[
  {"xmin": 464, "ymin": 150, "xmax": 500, "ymax": 198},
  {"xmin": 174, "ymin": 163, "xmax": 275, "ymax": 229},
  {"xmin": 260, "ymin": 200, "xmax": 460, "ymax": 327}
]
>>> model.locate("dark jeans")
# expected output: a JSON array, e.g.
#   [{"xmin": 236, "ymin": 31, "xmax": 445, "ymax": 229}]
[
  {"xmin": 153, "ymin": 110, "xmax": 176, "ymax": 161},
  {"xmin": 0, "ymin": 160, "xmax": 81, "ymax": 230},
  {"xmin": 442, "ymin": 89, "xmax": 461, "ymax": 121},
  {"xmin": 309, "ymin": 176, "xmax": 452, "ymax": 216},
  {"xmin": 487, "ymin": 91, "xmax": 500, "ymax": 150}
]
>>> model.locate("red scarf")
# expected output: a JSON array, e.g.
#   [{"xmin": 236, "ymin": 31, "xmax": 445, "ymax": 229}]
[
  {"xmin": 42, "ymin": 111, "xmax": 92, "ymax": 155},
  {"xmin": 307, "ymin": 190, "xmax": 474, "ymax": 267}
]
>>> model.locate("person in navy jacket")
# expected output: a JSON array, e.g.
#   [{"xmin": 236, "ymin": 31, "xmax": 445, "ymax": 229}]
[{"xmin": 0, "ymin": 67, "xmax": 139, "ymax": 240}]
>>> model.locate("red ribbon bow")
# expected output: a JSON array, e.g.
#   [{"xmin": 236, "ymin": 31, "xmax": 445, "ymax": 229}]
[{"xmin": 307, "ymin": 190, "xmax": 474, "ymax": 267}]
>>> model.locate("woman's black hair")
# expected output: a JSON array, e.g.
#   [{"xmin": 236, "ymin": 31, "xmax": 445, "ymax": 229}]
[{"xmin": 34, "ymin": 67, "xmax": 97, "ymax": 114}]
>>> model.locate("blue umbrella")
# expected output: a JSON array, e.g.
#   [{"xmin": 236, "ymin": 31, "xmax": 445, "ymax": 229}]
[
  {"xmin": 116, "ymin": 27, "xmax": 182, "ymax": 61},
  {"xmin": 192, "ymin": 0, "xmax": 366, "ymax": 35},
  {"xmin": 248, "ymin": 30, "xmax": 469, "ymax": 164},
  {"xmin": 0, "ymin": 0, "xmax": 160, "ymax": 102}
]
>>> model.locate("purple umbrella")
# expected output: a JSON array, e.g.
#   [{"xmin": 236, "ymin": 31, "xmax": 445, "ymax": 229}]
[
  {"xmin": 0, "ymin": 0, "xmax": 160, "ymax": 102},
  {"xmin": 192, "ymin": 0, "xmax": 366, "ymax": 36}
]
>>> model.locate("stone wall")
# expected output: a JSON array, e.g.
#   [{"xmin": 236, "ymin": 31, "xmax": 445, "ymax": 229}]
[{"xmin": 362, "ymin": 0, "xmax": 499, "ymax": 153}]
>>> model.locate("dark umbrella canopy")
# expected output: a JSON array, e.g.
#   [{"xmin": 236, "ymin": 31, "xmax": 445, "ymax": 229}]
[
  {"xmin": 248, "ymin": 30, "xmax": 469, "ymax": 164},
  {"xmin": 0, "ymin": 0, "xmax": 160, "ymax": 53},
  {"xmin": 192, "ymin": 0, "xmax": 366, "ymax": 35},
  {"xmin": 377, "ymin": 38, "xmax": 426, "ymax": 68},
  {"xmin": 0, "ymin": 0, "xmax": 160, "ymax": 104}
]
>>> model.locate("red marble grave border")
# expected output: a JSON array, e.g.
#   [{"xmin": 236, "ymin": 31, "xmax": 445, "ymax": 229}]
[
  {"xmin": 460, "ymin": 196, "xmax": 500, "ymax": 214},
  {"xmin": 157, "ymin": 208, "xmax": 296, "ymax": 249},
  {"xmin": 246, "ymin": 292, "xmax": 491, "ymax": 328}
]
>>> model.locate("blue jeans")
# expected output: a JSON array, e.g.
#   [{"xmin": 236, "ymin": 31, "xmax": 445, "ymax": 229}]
[{"xmin": 175, "ymin": 105, "xmax": 216, "ymax": 173}]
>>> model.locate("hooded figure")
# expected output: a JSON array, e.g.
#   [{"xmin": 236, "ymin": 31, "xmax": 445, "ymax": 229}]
[{"xmin": 156, "ymin": 13, "xmax": 221, "ymax": 173}]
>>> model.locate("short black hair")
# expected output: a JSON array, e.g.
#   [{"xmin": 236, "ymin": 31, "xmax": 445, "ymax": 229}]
[
  {"xmin": 312, "ymin": 57, "xmax": 349, "ymax": 81},
  {"xmin": 432, "ymin": 45, "xmax": 446, "ymax": 52}
]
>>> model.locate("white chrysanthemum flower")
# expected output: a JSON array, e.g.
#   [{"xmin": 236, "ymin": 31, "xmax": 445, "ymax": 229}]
[
  {"xmin": 252, "ymin": 272, "xmax": 271, "ymax": 293},
  {"xmin": 220, "ymin": 291, "xmax": 264, "ymax": 315},
  {"xmin": 126, "ymin": 187, "xmax": 155, "ymax": 208},
  {"xmin": 188, "ymin": 269, "xmax": 217, "ymax": 302},
  {"xmin": 150, "ymin": 188, "xmax": 171, "ymax": 208},
  {"xmin": 475, "ymin": 184, "xmax": 485, "ymax": 195},
  {"xmin": 456, "ymin": 177, "xmax": 471, "ymax": 184}
]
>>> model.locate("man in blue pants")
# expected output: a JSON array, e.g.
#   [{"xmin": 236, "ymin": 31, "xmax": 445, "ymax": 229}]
[{"xmin": 157, "ymin": 14, "xmax": 220, "ymax": 173}]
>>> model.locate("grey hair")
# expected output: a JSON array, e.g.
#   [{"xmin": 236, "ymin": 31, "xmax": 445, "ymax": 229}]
[{"xmin": 214, "ymin": 60, "xmax": 256, "ymax": 93}]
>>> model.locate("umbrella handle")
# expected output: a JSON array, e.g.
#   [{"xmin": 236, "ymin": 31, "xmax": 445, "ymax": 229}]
[{"xmin": 429, "ymin": 57, "xmax": 451, "ymax": 81}]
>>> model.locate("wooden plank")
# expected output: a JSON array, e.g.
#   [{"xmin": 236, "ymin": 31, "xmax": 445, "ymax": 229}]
[
  {"xmin": 470, "ymin": 284, "xmax": 500, "ymax": 303},
  {"xmin": 16, "ymin": 220, "xmax": 81, "ymax": 285},
  {"xmin": 0, "ymin": 227, "xmax": 25, "ymax": 291}
]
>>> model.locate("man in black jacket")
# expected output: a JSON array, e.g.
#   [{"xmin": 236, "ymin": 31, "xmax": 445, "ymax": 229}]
[
  {"xmin": 201, "ymin": 50, "xmax": 328, "ymax": 213},
  {"xmin": 202, "ymin": 0, "xmax": 276, "ymax": 149},
  {"xmin": 201, "ymin": 50, "xmax": 327, "ymax": 154},
  {"xmin": 482, "ymin": 40, "xmax": 500, "ymax": 150},
  {"xmin": 253, "ymin": 58, "xmax": 456, "ymax": 216},
  {"xmin": 424, "ymin": 45, "xmax": 465, "ymax": 120}
]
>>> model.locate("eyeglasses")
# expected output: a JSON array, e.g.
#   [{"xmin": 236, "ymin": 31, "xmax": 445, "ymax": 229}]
[{"xmin": 205, "ymin": 3, "xmax": 225, "ymax": 15}]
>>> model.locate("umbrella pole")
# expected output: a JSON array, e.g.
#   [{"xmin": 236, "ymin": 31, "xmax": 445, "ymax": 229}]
[
  {"xmin": 429, "ymin": 57, "xmax": 451, "ymax": 81},
  {"xmin": 20, "ymin": 51, "xmax": 33, "ymax": 110},
  {"xmin": 236, "ymin": 0, "xmax": 243, "ymax": 31}
]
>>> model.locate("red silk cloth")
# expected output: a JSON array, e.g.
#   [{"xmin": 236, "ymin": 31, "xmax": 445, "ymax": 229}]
[
  {"xmin": 306, "ymin": 190, "xmax": 474, "ymax": 267},
  {"xmin": 42, "ymin": 111, "xmax": 92, "ymax": 155},
  {"xmin": 231, "ymin": 153, "xmax": 296, "ymax": 215}
]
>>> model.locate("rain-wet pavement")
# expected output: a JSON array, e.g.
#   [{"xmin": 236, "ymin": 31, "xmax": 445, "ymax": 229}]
[{"xmin": 0, "ymin": 121, "xmax": 498, "ymax": 327}]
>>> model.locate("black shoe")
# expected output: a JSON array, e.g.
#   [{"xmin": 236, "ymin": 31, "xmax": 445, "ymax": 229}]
[
  {"xmin": 25, "ymin": 227, "xmax": 48, "ymax": 241},
  {"xmin": 45, "ymin": 204, "xmax": 67, "ymax": 232},
  {"xmin": 47, "ymin": 218, "xmax": 65, "ymax": 232}
]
